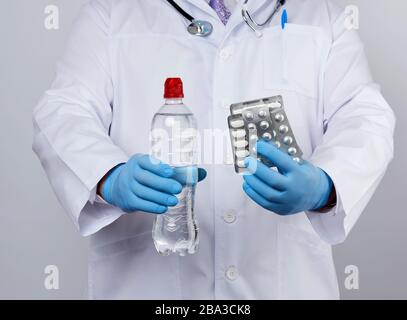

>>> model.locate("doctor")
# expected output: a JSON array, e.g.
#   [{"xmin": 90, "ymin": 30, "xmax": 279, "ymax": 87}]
[{"xmin": 33, "ymin": 0, "xmax": 395, "ymax": 299}]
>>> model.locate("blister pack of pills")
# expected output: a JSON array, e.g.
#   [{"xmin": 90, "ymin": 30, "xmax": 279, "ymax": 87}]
[{"xmin": 227, "ymin": 96, "xmax": 303, "ymax": 174}]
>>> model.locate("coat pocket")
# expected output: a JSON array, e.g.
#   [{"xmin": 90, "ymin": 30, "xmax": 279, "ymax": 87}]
[
  {"xmin": 276, "ymin": 222, "xmax": 339, "ymax": 299},
  {"xmin": 263, "ymin": 24, "xmax": 322, "ymax": 99},
  {"xmin": 278, "ymin": 221, "xmax": 330, "ymax": 256}
]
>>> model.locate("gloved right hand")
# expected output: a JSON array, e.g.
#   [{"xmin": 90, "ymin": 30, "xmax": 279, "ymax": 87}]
[{"xmin": 100, "ymin": 154, "xmax": 206, "ymax": 214}]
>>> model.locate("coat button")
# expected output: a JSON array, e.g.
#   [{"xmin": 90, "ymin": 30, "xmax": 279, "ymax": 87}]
[
  {"xmin": 223, "ymin": 211, "xmax": 236, "ymax": 224},
  {"xmin": 226, "ymin": 266, "xmax": 238, "ymax": 281}
]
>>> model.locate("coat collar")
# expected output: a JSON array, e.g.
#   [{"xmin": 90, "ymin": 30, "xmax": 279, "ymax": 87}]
[{"xmin": 180, "ymin": 0, "xmax": 275, "ymax": 40}]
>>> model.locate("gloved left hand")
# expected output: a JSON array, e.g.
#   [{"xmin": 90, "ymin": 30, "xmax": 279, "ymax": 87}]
[{"xmin": 243, "ymin": 140, "xmax": 334, "ymax": 215}]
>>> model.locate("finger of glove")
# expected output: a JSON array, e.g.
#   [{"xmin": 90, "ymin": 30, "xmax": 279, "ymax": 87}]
[
  {"xmin": 131, "ymin": 181, "xmax": 179, "ymax": 207},
  {"xmin": 243, "ymin": 182, "xmax": 274, "ymax": 211},
  {"xmin": 243, "ymin": 182, "xmax": 291, "ymax": 215},
  {"xmin": 172, "ymin": 167, "xmax": 208, "ymax": 186},
  {"xmin": 172, "ymin": 166, "xmax": 200, "ymax": 186},
  {"xmin": 134, "ymin": 168, "xmax": 182, "ymax": 195},
  {"xmin": 256, "ymin": 140, "xmax": 297, "ymax": 174},
  {"xmin": 124, "ymin": 194, "xmax": 168, "ymax": 214},
  {"xmin": 243, "ymin": 175, "xmax": 284, "ymax": 203},
  {"xmin": 136, "ymin": 154, "xmax": 174, "ymax": 178},
  {"xmin": 244, "ymin": 157, "xmax": 287, "ymax": 191},
  {"xmin": 198, "ymin": 168, "xmax": 207, "ymax": 182}
]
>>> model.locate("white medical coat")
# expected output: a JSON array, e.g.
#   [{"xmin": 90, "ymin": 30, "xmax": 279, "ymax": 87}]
[{"xmin": 33, "ymin": 0, "xmax": 395, "ymax": 299}]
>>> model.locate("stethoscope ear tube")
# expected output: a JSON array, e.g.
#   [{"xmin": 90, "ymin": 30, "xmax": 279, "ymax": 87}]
[{"xmin": 242, "ymin": 0, "xmax": 285, "ymax": 31}]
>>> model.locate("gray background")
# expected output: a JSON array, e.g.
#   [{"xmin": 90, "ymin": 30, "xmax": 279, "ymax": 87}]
[{"xmin": 0, "ymin": 0, "xmax": 405, "ymax": 300}]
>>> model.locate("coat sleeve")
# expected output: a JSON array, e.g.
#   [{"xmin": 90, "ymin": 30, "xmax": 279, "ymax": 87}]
[
  {"xmin": 33, "ymin": 0, "xmax": 129, "ymax": 236},
  {"xmin": 306, "ymin": 2, "xmax": 396, "ymax": 245}
]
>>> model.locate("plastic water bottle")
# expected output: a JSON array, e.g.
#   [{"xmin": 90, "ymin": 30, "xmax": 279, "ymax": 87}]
[{"xmin": 151, "ymin": 78, "xmax": 199, "ymax": 256}]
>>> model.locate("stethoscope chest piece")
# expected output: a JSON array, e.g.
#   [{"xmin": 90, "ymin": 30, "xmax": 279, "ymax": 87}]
[{"xmin": 187, "ymin": 20, "xmax": 213, "ymax": 37}]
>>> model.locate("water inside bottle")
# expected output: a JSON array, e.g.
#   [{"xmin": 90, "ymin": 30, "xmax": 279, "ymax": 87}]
[
  {"xmin": 151, "ymin": 110, "xmax": 199, "ymax": 256},
  {"xmin": 153, "ymin": 167, "xmax": 198, "ymax": 256}
]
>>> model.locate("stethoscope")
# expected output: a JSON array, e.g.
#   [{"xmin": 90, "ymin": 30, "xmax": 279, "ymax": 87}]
[{"xmin": 166, "ymin": 0, "xmax": 286, "ymax": 37}]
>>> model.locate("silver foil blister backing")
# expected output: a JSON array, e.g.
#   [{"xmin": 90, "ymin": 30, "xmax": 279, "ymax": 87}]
[{"xmin": 228, "ymin": 96, "xmax": 303, "ymax": 173}]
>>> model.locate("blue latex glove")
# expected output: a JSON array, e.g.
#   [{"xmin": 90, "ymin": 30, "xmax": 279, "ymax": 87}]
[
  {"xmin": 101, "ymin": 154, "xmax": 207, "ymax": 214},
  {"xmin": 243, "ymin": 140, "xmax": 333, "ymax": 215}
]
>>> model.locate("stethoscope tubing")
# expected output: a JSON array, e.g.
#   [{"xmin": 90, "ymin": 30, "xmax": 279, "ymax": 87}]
[
  {"xmin": 167, "ymin": 0, "xmax": 195, "ymax": 23},
  {"xmin": 166, "ymin": 0, "xmax": 286, "ymax": 36},
  {"xmin": 242, "ymin": 0, "xmax": 285, "ymax": 30}
]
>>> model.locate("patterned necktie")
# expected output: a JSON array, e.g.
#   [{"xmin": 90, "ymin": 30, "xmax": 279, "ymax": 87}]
[{"xmin": 209, "ymin": 0, "xmax": 232, "ymax": 25}]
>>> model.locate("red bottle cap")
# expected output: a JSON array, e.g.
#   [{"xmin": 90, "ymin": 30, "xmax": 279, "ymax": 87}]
[{"xmin": 164, "ymin": 78, "xmax": 184, "ymax": 99}]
